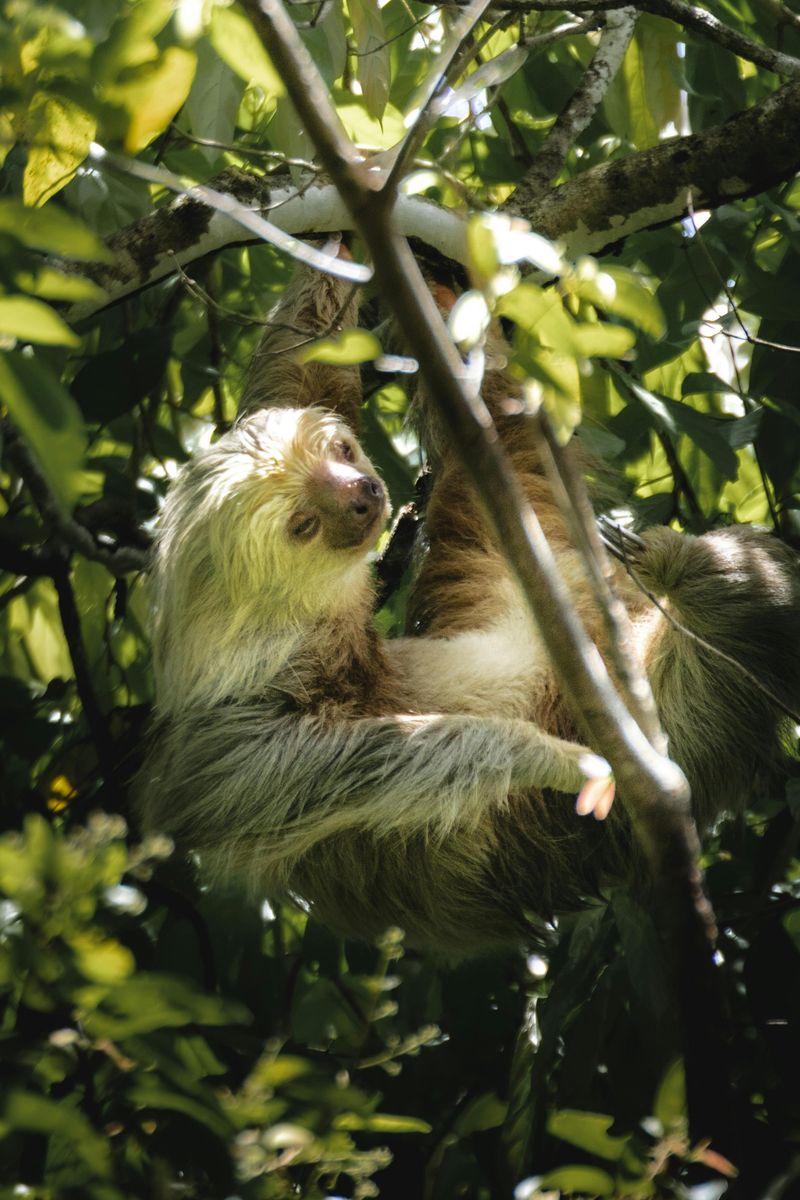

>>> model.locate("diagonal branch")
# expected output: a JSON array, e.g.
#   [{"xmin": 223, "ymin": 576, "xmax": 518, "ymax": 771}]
[
  {"xmin": 472, "ymin": 0, "xmax": 800, "ymax": 79},
  {"xmin": 241, "ymin": 0, "xmax": 738, "ymax": 1152},
  {"xmin": 67, "ymin": 79, "xmax": 800, "ymax": 323},
  {"xmin": 514, "ymin": 6, "xmax": 638, "ymax": 207}
]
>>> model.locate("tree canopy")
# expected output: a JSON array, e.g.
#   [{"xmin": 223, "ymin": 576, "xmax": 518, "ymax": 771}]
[{"xmin": 0, "ymin": 2, "xmax": 799, "ymax": 1198}]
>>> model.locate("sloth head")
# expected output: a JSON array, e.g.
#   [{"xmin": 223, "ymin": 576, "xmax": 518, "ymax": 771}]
[{"xmin": 150, "ymin": 407, "xmax": 390, "ymax": 708}]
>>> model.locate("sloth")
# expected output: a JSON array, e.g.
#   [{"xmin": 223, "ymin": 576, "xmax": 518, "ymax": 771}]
[{"xmin": 137, "ymin": 259, "xmax": 800, "ymax": 956}]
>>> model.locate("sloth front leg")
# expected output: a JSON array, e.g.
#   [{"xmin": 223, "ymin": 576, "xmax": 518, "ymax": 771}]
[{"xmin": 139, "ymin": 708, "xmax": 613, "ymax": 870}]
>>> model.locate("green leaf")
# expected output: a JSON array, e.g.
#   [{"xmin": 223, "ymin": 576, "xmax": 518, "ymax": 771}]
[
  {"xmin": 453, "ymin": 1092, "xmax": 507, "ymax": 1135},
  {"xmin": 0, "ymin": 296, "xmax": 78, "ymax": 346},
  {"xmin": 570, "ymin": 322, "xmax": 636, "ymax": 358},
  {"xmin": 299, "ymin": 328, "xmax": 381, "ymax": 366},
  {"xmin": 77, "ymin": 973, "xmax": 252, "ymax": 1038},
  {"xmin": 572, "ymin": 262, "xmax": 666, "ymax": 338},
  {"xmin": 209, "ymin": 5, "xmax": 285, "ymax": 99},
  {"xmin": 653, "ymin": 1060, "xmax": 686, "ymax": 1129},
  {"xmin": 3, "ymin": 1092, "xmax": 111, "ymax": 1177},
  {"xmin": 611, "ymin": 368, "xmax": 739, "ymax": 480},
  {"xmin": 126, "ymin": 1079, "xmax": 234, "ymax": 1138},
  {"xmin": 350, "ymin": 0, "xmax": 390, "ymax": 120},
  {"xmin": 548, "ymin": 1110, "xmax": 629, "ymax": 1161},
  {"xmin": 22, "ymin": 92, "xmax": 96, "ymax": 206},
  {"xmin": 540, "ymin": 1165, "xmax": 615, "ymax": 1196},
  {"xmin": 0, "ymin": 351, "xmax": 96, "ymax": 507},
  {"xmin": 0, "ymin": 199, "xmax": 113, "ymax": 262},
  {"xmin": 68, "ymin": 931, "xmax": 135, "ymax": 984},
  {"xmin": 114, "ymin": 47, "xmax": 198, "ymax": 152},
  {"xmin": 334, "ymin": 1112, "xmax": 432, "ymax": 1134}
]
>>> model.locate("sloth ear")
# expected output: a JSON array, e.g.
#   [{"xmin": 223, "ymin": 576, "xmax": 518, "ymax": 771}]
[{"xmin": 241, "ymin": 255, "xmax": 363, "ymax": 432}]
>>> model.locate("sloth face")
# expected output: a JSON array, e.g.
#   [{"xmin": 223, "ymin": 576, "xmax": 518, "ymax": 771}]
[{"xmin": 156, "ymin": 407, "xmax": 390, "ymax": 624}]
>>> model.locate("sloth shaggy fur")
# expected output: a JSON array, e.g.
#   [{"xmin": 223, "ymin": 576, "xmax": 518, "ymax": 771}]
[{"xmin": 137, "ymin": 263, "xmax": 800, "ymax": 955}]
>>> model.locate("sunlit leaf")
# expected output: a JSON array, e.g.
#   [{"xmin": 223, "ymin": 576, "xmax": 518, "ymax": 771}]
[
  {"xmin": 571, "ymin": 261, "xmax": 666, "ymax": 338},
  {"xmin": 0, "ymin": 296, "xmax": 78, "ymax": 346},
  {"xmin": 0, "ymin": 199, "xmax": 113, "ymax": 262},
  {"xmin": 110, "ymin": 47, "xmax": 198, "ymax": 152},
  {"xmin": 548, "ymin": 1109, "xmax": 629, "ymax": 1161},
  {"xmin": 0, "ymin": 351, "xmax": 97, "ymax": 506},
  {"xmin": 209, "ymin": 5, "xmax": 285, "ymax": 99},
  {"xmin": 299, "ymin": 328, "xmax": 381, "ymax": 366},
  {"xmin": 22, "ymin": 92, "xmax": 96, "ymax": 206},
  {"xmin": 540, "ymin": 1165, "xmax": 615, "ymax": 1195},
  {"xmin": 653, "ymin": 1060, "xmax": 686, "ymax": 1128},
  {"xmin": 334, "ymin": 1112, "xmax": 432, "ymax": 1133}
]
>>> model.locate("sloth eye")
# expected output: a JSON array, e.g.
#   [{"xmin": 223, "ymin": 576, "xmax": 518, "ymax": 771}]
[
  {"xmin": 332, "ymin": 439, "xmax": 356, "ymax": 463},
  {"xmin": 288, "ymin": 512, "xmax": 321, "ymax": 541}
]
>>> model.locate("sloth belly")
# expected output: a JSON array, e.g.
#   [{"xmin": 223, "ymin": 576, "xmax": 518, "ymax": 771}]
[{"xmin": 389, "ymin": 606, "xmax": 551, "ymax": 721}]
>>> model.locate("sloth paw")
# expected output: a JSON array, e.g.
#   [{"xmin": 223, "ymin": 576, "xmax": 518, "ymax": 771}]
[{"xmin": 575, "ymin": 758, "xmax": 616, "ymax": 821}]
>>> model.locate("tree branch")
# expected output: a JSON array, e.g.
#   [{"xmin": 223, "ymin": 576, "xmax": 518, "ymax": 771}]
[
  {"xmin": 68, "ymin": 79, "xmax": 800, "ymax": 323},
  {"xmin": 242, "ymin": 0, "xmax": 736, "ymax": 1151},
  {"xmin": 519, "ymin": 80, "xmax": 800, "ymax": 255},
  {"xmin": 478, "ymin": 0, "xmax": 800, "ymax": 79},
  {"xmin": 2, "ymin": 424, "xmax": 145, "ymax": 576},
  {"xmin": 514, "ymin": 6, "xmax": 638, "ymax": 206}
]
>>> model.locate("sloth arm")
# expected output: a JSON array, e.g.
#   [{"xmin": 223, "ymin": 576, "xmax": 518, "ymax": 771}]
[{"xmin": 146, "ymin": 706, "xmax": 609, "ymax": 857}]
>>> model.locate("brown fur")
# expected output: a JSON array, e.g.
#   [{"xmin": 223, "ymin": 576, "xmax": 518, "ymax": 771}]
[{"xmin": 136, "ymin": 262, "xmax": 800, "ymax": 956}]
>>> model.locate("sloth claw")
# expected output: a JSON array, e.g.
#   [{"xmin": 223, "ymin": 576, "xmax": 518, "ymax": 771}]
[
  {"xmin": 575, "ymin": 772, "xmax": 616, "ymax": 820},
  {"xmin": 596, "ymin": 516, "xmax": 647, "ymax": 566}
]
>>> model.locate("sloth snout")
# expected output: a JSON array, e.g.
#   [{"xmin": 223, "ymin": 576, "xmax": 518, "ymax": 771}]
[
  {"xmin": 309, "ymin": 464, "xmax": 387, "ymax": 549},
  {"xmin": 349, "ymin": 474, "xmax": 384, "ymax": 517}
]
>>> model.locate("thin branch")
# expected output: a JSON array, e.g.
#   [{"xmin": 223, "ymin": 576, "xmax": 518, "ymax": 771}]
[
  {"xmin": 87, "ymin": 144, "xmax": 372, "ymax": 285},
  {"xmin": 472, "ymin": 0, "xmax": 800, "ymax": 79},
  {"xmin": 530, "ymin": 408, "xmax": 665, "ymax": 748},
  {"xmin": 241, "ymin": 0, "xmax": 736, "ymax": 1150},
  {"xmin": 383, "ymin": 0, "xmax": 496, "ymax": 201},
  {"xmin": 52, "ymin": 561, "xmax": 116, "ymax": 786},
  {"xmin": 514, "ymin": 7, "xmax": 638, "ymax": 206},
  {"xmin": 3, "ymin": 424, "xmax": 145, "ymax": 576}
]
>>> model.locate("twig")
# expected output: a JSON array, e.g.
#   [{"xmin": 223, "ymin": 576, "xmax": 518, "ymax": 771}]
[
  {"xmin": 530, "ymin": 409, "xmax": 665, "ymax": 748},
  {"xmin": 3, "ymin": 424, "xmax": 145, "ymax": 576},
  {"xmin": 514, "ymin": 7, "xmax": 638, "ymax": 207},
  {"xmin": 464, "ymin": 0, "xmax": 800, "ymax": 79},
  {"xmin": 384, "ymin": 0, "xmax": 496, "ymax": 201},
  {"xmin": 240, "ymin": 0, "xmax": 736, "ymax": 1152},
  {"xmin": 87, "ymin": 144, "xmax": 372, "ymax": 285}
]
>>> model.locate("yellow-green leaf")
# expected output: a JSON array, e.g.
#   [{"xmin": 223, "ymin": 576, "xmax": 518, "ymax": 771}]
[
  {"xmin": 0, "ymin": 296, "xmax": 78, "ymax": 346},
  {"xmin": 22, "ymin": 92, "xmax": 96, "ymax": 205},
  {"xmin": 541, "ymin": 1165, "xmax": 615, "ymax": 1196},
  {"xmin": 571, "ymin": 262, "xmax": 665, "ymax": 338},
  {"xmin": 570, "ymin": 322, "xmax": 636, "ymax": 358},
  {"xmin": 209, "ymin": 5, "xmax": 285, "ymax": 99},
  {"xmin": 0, "ymin": 350, "xmax": 98, "ymax": 507},
  {"xmin": 548, "ymin": 1110, "xmax": 630, "ymax": 1161},
  {"xmin": 111, "ymin": 47, "xmax": 197, "ymax": 153},
  {"xmin": 300, "ymin": 328, "xmax": 381, "ymax": 366},
  {"xmin": 0, "ymin": 199, "xmax": 113, "ymax": 262},
  {"xmin": 334, "ymin": 1112, "xmax": 432, "ymax": 1134},
  {"xmin": 69, "ymin": 932, "xmax": 135, "ymax": 984}
]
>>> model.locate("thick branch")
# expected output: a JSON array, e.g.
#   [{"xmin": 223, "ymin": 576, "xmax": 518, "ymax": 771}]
[
  {"xmin": 518, "ymin": 80, "xmax": 800, "ymax": 255},
  {"xmin": 245, "ymin": 0, "xmax": 736, "ymax": 1150},
  {"xmin": 70, "ymin": 80, "xmax": 800, "ymax": 322}
]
